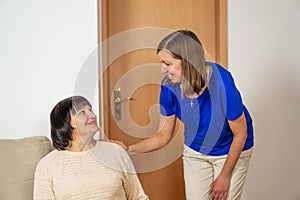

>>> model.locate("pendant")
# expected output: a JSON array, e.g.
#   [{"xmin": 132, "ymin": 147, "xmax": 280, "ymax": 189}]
[{"xmin": 189, "ymin": 99, "xmax": 194, "ymax": 107}]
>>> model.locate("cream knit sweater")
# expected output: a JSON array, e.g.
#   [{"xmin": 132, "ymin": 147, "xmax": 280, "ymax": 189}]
[{"xmin": 34, "ymin": 141, "xmax": 148, "ymax": 200}]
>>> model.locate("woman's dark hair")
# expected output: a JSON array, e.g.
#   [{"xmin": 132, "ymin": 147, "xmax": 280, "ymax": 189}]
[
  {"xmin": 157, "ymin": 30, "xmax": 207, "ymax": 97},
  {"xmin": 50, "ymin": 96, "xmax": 91, "ymax": 150}
]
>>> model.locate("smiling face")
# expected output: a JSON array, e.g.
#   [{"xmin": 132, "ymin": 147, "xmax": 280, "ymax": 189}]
[
  {"xmin": 70, "ymin": 105, "xmax": 99, "ymax": 137},
  {"xmin": 158, "ymin": 49, "xmax": 182, "ymax": 84}
]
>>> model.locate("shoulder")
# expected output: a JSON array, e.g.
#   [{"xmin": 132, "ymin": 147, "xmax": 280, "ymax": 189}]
[
  {"xmin": 160, "ymin": 80, "xmax": 180, "ymax": 98},
  {"xmin": 97, "ymin": 140, "xmax": 127, "ymax": 152},
  {"xmin": 95, "ymin": 141, "xmax": 135, "ymax": 173},
  {"xmin": 209, "ymin": 62, "xmax": 235, "ymax": 84},
  {"xmin": 95, "ymin": 140, "xmax": 130, "ymax": 162},
  {"xmin": 37, "ymin": 150, "xmax": 59, "ymax": 164},
  {"xmin": 209, "ymin": 62, "xmax": 231, "ymax": 76},
  {"xmin": 35, "ymin": 149, "xmax": 61, "ymax": 173}
]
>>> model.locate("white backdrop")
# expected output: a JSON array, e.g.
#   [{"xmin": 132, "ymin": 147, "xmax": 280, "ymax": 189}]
[
  {"xmin": 229, "ymin": 0, "xmax": 300, "ymax": 199},
  {"xmin": 0, "ymin": 0, "xmax": 98, "ymax": 139}
]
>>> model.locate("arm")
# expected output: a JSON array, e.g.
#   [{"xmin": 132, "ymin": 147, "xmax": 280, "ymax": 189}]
[
  {"xmin": 128, "ymin": 114, "xmax": 176, "ymax": 153},
  {"xmin": 34, "ymin": 160, "xmax": 55, "ymax": 200},
  {"xmin": 123, "ymin": 171, "xmax": 149, "ymax": 200},
  {"xmin": 210, "ymin": 113, "xmax": 247, "ymax": 200},
  {"xmin": 112, "ymin": 145, "xmax": 149, "ymax": 200}
]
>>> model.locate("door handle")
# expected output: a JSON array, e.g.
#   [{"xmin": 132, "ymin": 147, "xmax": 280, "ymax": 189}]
[{"xmin": 114, "ymin": 87, "xmax": 135, "ymax": 120}]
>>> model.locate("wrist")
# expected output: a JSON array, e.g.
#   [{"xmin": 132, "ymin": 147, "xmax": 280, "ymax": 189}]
[
  {"xmin": 219, "ymin": 171, "xmax": 232, "ymax": 181},
  {"xmin": 127, "ymin": 145, "xmax": 134, "ymax": 152}
]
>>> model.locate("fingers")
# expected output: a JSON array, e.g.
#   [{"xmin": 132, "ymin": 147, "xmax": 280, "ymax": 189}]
[
  {"xmin": 211, "ymin": 192, "xmax": 227, "ymax": 200},
  {"xmin": 210, "ymin": 176, "xmax": 230, "ymax": 200},
  {"xmin": 224, "ymin": 192, "xmax": 228, "ymax": 200},
  {"xmin": 109, "ymin": 139, "xmax": 128, "ymax": 151},
  {"xmin": 99, "ymin": 139, "xmax": 129, "ymax": 151},
  {"xmin": 211, "ymin": 191, "xmax": 228, "ymax": 200},
  {"xmin": 210, "ymin": 185, "xmax": 228, "ymax": 200}
]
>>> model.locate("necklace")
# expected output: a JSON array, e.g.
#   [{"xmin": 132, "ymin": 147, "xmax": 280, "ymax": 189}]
[
  {"xmin": 189, "ymin": 99, "xmax": 194, "ymax": 107},
  {"xmin": 187, "ymin": 86, "xmax": 208, "ymax": 108}
]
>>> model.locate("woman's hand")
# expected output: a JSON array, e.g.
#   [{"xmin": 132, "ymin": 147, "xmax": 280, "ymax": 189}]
[
  {"xmin": 100, "ymin": 139, "xmax": 128, "ymax": 150},
  {"xmin": 210, "ymin": 174, "xmax": 230, "ymax": 200},
  {"xmin": 110, "ymin": 139, "xmax": 128, "ymax": 150}
]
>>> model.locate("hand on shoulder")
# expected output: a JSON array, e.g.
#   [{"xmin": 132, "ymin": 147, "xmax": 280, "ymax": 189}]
[{"xmin": 100, "ymin": 139, "xmax": 128, "ymax": 151}]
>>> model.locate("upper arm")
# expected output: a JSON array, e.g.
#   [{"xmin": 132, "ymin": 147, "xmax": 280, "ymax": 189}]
[
  {"xmin": 34, "ymin": 160, "xmax": 55, "ymax": 200},
  {"xmin": 227, "ymin": 112, "xmax": 247, "ymax": 138},
  {"xmin": 159, "ymin": 114, "xmax": 176, "ymax": 144},
  {"xmin": 112, "ymin": 146, "xmax": 149, "ymax": 200},
  {"xmin": 219, "ymin": 68, "xmax": 244, "ymax": 121},
  {"xmin": 123, "ymin": 171, "xmax": 149, "ymax": 200}
]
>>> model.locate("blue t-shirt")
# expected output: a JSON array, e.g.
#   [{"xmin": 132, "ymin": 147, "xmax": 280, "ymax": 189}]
[{"xmin": 159, "ymin": 62, "xmax": 254, "ymax": 156}]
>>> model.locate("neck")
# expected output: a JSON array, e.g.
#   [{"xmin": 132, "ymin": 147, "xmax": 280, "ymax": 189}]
[
  {"xmin": 68, "ymin": 138, "xmax": 96, "ymax": 152},
  {"xmin": 187, "ymin": 85, "xmax": 207, "ymax": 99}
]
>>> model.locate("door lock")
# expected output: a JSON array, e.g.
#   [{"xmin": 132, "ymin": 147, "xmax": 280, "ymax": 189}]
[{"xmin": 114, "ymin": 87, "xmax": 135, "ymax": 120}]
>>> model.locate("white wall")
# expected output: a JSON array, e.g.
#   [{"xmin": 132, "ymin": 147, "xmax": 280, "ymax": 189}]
[
  {"xmin": 0, "ymin": 0, "xmax": 98, "ymax": 139},
  {"xmin": 229, "ymin": 0, "xmax": 300, "ymax": 199}
]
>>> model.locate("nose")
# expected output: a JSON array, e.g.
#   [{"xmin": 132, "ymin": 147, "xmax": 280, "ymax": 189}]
[
  {"xmin": 160, "ymin": 64, "xmax": 168, "ymax": 74},
  {"xmin": 88, "ymin": 111, "xmax": 97, "ymax": 119}
]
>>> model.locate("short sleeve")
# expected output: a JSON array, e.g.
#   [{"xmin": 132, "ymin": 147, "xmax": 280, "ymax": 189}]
[
  {"xmin": 159, "ymin": 83, "xmax": 175, "ymax": 116},
  {"xmin": 220, "ymin": 70, "xmax": 244, "ymax": 121}
]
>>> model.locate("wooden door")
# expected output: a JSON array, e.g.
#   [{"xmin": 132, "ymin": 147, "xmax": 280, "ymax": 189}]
[{"xmin": 99, "ymin": 1, "xmax": 227, "ymax": 199}]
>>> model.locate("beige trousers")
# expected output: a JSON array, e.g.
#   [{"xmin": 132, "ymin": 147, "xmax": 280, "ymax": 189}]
[{"xmin": 182, "ymin": 146, "xmax": 253, "ymax": 200}]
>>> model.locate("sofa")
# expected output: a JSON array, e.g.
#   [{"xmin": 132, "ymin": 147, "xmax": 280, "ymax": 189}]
[{"xmin": 0, "ymin": 136, "xmax": 53, "ymax": 200}]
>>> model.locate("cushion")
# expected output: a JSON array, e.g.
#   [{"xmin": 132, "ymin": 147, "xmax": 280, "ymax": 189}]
[{"xmin": 0, "ymin": 136, "xmax": 53, "ymax": 200}]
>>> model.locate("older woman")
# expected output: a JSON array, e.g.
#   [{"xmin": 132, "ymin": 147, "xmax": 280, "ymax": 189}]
[{"xmin": 34, "ymin": 96, "xmax": 148, "ymax": 200}]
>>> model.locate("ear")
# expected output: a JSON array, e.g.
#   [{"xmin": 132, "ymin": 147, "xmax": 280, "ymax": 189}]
[
  {"xmin": 70, "ymin": 114, "xmax": 77, "ymax": 130},
  {"xmin": 71, "ymin": 131, "xmax": 78, "ymax": 140}
]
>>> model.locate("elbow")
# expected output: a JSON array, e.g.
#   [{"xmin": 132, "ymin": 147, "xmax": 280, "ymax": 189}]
[
  {"xmin": 158, "ymin": 132, "xmax": 172, "ymax": 148},
  {"xmin": 233, "ymin": 130, "xmax": 247, "ymax": 146}
]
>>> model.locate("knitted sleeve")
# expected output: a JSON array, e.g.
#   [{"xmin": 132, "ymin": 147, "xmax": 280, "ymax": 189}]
[
  {"xmin": 108, "ymin": 143, "xmax": 149, "ymax": 200},
  {"xmin": 33, "ymin": 155, "xmax": 55, "ymax": 200},
  {"xmin": 122, "ymin": 171, "xmax": 149, "ymax": 200}
]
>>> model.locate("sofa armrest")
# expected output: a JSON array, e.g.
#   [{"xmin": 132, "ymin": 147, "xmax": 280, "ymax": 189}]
[{"xmin": 0, "ymin": 136, "xmax": 52, "ymax": 200}]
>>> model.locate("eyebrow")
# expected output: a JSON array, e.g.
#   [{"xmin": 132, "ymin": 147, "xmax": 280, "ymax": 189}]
[
  {"xmin": 161, "ymin": 60, "xmax": 171, "ymax": 65},
  {"xmin": 74, "ymin": 105, "xmax": 91, "ymax": 113}
]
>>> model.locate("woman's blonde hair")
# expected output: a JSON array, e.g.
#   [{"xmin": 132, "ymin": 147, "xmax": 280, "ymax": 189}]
[{"xmin": 157, "ymin": 30, "xmax": 207, "ymax": 97}]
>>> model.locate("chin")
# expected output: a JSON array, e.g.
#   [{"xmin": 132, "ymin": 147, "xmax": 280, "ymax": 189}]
[{"xmin": 90, "ymin": 127, "xmax": 99, "ymax": 134}]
